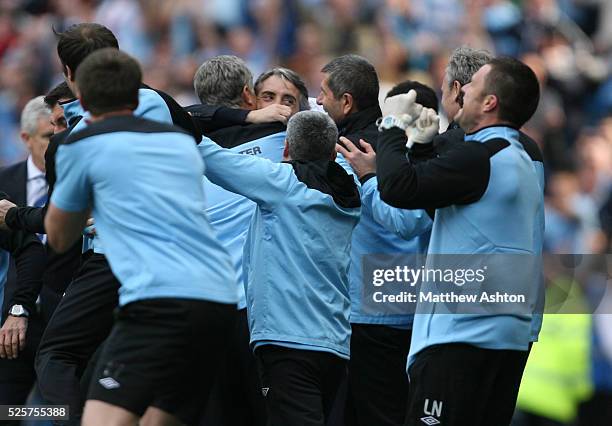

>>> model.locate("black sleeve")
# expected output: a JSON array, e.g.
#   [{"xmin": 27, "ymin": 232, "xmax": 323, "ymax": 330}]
[
  {"xmin": 408, "ymin": 127, "xmax": 465, "ymax": 164},
  {"xmin": 5, "ymin": 205, "xmax": 46, "ymax": 234},
  {"xmin": 0, "ymin": 230, "xmax": 45, "ymax": 315},
  {"xmin": 0, "ymin": 228, "xmax": 41, "ymax": 259},
  {"xmin": 7, "ymin": 241, "xmax": 46, "ymax": 315},
  {"xmin": 213, "ymin": 107, "xmax": 250, "ymax": 128},
  {"xmin": 145, "ymin": 87, "xmax": 202, "ymax": 143},
  {"xmin": 407, "ymin": 139, "xmax": 437, "ymax": 163},
  {"xmin": 186, "ymin": 104, "xmax": 250, "ymax": 135},
  {"xmin": 376, "ymin": 128, "xmax": 508, "ymax": 210}
]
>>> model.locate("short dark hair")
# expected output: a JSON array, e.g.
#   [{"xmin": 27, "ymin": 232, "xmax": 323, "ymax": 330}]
[
  {"xmin": 75, "ymin": 48, "xmax": 141, "ymax": 116},
  {"xmin": 321, "ymin": 54, "xmax": 379, "ymax": 111},
  {"xmin": 484, "ymin": 57, "xmax": 540, "ymax": 128},
  {"xmin": 44, "ymin": 81, "xmax": 74, "ymax": 108},
  {"xmin": 56, "ymin": 23, "xmax": 119, "ymax": 77},
  {"xmin": 255, "ymin": 68, "xmax": 310, "ymax": 111},
  {"xmin": 386, "ymin": 80, "xmax": 439, "ymax": 113}
]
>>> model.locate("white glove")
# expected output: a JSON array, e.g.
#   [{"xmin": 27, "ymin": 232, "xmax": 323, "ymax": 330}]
[
  {"xmin": 382, "ymin": 90, "xmax": 423, "ymax": 128},
  {"xmin": 406, "ymin": 108, "xmax": 440, "ymax": 148}
]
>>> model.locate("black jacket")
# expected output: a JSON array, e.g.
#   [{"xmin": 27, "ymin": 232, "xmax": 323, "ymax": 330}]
[
  {"xmin": 0, "ymin": 161, "xmax": 26, "ymax": 206},
  {"xmin": 0, "ymin": 190, "xmax": 46, "ymax": 320},
  {"xmin": 376, "ymin": 125, "xmax": 543, "ymax": 210},
  {"xmin": 336, "ymin": 105, "xmax": 382, "ymax": 151},
  {"xmin": 185, "ymin": 104, "xmax": 251, "ymax": 136}
]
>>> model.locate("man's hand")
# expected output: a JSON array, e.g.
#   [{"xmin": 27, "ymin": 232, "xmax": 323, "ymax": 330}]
[
  {"xmin": 336, "ymin": 137, "xmax": 376, "ymax": 179},
  {"xmin": 382, "ymin": 90, "xmax": 423, "ymax": 128},
  {"xmin": 406, "ymin": 108, "xmax": 440, "ymax": 148},
  {"xmin": 246, "ymin": 104, "xmax": 292, "ymax": 125},
  {"xmin": 0, "ymin": 199, "xmax": 16, "ymax": 230},
  {"xmin": 0, "ymin": 316, "xmax": 28, "ymax": 359}
]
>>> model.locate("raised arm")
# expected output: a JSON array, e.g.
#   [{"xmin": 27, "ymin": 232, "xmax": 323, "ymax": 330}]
[
  {"xmin": 376, "ymin": 127, "xmax": 494, "ymax": 210},
  {"xmin": 198, "ymin": 137, "xmax": 294, "ymax": 209}
]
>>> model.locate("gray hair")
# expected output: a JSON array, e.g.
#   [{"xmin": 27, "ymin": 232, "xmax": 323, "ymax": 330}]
[
  {"xmin": 193, "ymin": 55, "xmax": 253, "ymax": 107},
  {"xmin": 286, "ymin": 111, "xmax": 338, "ymax": 161},
  {"xmin": 255, "ymin": 68, "xmax": 310, "ymax": 111},
  {"xmin": 445, "ymin": 47, "xmax": 493, "ymax": 88},
  {"xmin": 20, "ymin": 96, "xmax": 51, "ymax": 135}
]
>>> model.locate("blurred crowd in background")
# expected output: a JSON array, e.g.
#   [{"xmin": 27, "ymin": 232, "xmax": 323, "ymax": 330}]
[{"xmin": 0, "ymin": 0, "xmax": 611, "ymax": 425}]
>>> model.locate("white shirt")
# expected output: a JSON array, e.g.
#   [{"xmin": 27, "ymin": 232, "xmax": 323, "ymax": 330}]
[{"xmin": 26, "ymin": 155, "xmax": 47, "ymax": 207}]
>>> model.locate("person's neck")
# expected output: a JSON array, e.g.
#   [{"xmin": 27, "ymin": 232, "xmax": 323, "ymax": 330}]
[
  {"xmin": 447, "ymin": 107, "xmax": 460, "ymax": 123},
  {"xmin": 465, "ymin": 116, "xmax": 514, "ymax": 134},
  {"xmin": 28, "ymin": 155, "xmax": 45, "ymax": 174},
  {"xmin": 88, "ymin": 109, "xmax": 134, "ymax": 123}
]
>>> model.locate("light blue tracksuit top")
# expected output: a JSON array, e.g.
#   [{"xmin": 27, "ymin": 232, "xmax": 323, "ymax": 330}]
[
  {"xmin": 202, "ymin": 132, "xmax": 286, "ymax": 309},
  {"xmin": 408, "ymin": 126, "xmax": 545, "ymax": 367},
  {"xmin": 61, "ymin": 88, "xmax": 175, "ymax": 254},
  {"xmin": 199, "ymin": 138, "xmax": 361, "ymax": 359},
  {"xmin": 349, "ymin": 175, "xmax": 432, "ymax": 326}
]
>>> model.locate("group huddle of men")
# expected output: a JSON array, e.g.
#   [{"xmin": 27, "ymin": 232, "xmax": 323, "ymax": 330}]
[{"xmin": 0, "ymin": 22, "xmax": 544, "ymax": 426}]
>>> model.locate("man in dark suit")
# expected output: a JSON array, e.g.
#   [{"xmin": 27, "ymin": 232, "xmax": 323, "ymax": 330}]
[
  {"xmin": 0, "ymin": 161, "xmax": 26, "ymax": 206},
  {"xmin": 0, "ymin": 96, "xmax": 53, "ymax": 407},
  {"xmin": 0, "ymin": 83, "xmax": 82, "ymax": 323}
]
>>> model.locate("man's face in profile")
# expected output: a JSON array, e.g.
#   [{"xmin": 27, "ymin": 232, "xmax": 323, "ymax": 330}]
[
  {"xmin": 456, "ymin": 64, "xmax": 490, "ymax": 132},
  {"xmin": 316, "ymin": 75, "xmax": 345, "ymax": 124}
]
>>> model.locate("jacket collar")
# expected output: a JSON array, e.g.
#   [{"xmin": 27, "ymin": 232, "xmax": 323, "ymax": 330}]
[
  {"xmin": 465, "ymin": 125, "xmax": 519, "ymax": 143},
  {"xmin": 447, "ymin": 121, "xmax": 461, "ymax": 130},
  {"xmin": 337, "ymin": 105, "xmax": 382, "ymax": 138},
  {"xmin": 285, "ymin": 159, "xmax": 361, "ymax": 209},
  {"xmin": 59, "ymin": 98, "xmax": 85, "ymax": 127}
]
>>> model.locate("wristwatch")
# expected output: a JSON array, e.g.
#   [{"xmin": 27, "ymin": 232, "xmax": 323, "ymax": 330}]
[
  {"xmin": 9, "ymin": 304, "xmax": 29, "ymax": 318},
  {"xmin": 376, "ymin": 115, "xmax": 409, "ymax": 132}
]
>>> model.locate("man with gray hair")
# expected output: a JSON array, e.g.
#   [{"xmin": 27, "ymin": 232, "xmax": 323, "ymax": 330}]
[
  {"xmin": 0, "ymin": 95, "xmax": 53, "ymax": 239},
  {"xmin": 190, "ymin": 55, "xmax": 312, "ymax": 426},
  {"xmin": 193, "ymin": 58, "xmax": 310, "ymax": 116},
  {"xmin": 198, "ymin": 110, "xmax": 361, "ymax": 426},
  {"xmin": 19, "ymin": 97, "xmax": 53, "ymax": 182},
  {"xmin": 397, "ymin": 47, "xmax": 494, "ymax": 168},
  {"xmin": 0, "ymin": 95, "xmax": 52, "ymax": 407},
  {"xmin": 193, "ymin": 54, "xmax": 254, "ymax": 108},
  {"xmin": 440, "ymin": 46, "xmax": 493, "ymax": 129},
  {"xmin": 189, "ymin": 55, "xmax": 295, "ymax": 133}
]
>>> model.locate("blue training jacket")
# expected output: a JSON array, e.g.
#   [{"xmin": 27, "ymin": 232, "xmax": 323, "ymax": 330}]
[
  {"xmin": 374, "ymin": 125, "xmax": 545, "ymax": 368},
  {"xmin": 61, "ymin": 88, "xmax": 180, "ymax": 255},
  {"xmin": 409, "ymin": 126, "xmax": 545, "ymax": 366},
  {"xmin": 199, "ymin": 138, "xmax": 361, "ymax": 358},
  {"xmin": 349, "ymin": 174, "xmax": 432, "ymax": 326},
  {"xmin": 202, "ymin": 131, "xmax": 286, "ymax": 309}
]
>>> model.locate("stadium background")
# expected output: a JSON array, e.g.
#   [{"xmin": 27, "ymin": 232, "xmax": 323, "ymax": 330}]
[{"xmin": 0, "ymin": 0, "xmax": 611, "ymax": 424}]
